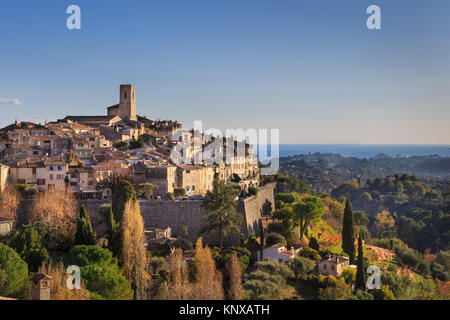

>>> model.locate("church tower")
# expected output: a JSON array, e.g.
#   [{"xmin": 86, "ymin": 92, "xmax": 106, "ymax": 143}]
[{"xmin": 119, "ymin": 84, "xmax": 137, "ymax": 121}]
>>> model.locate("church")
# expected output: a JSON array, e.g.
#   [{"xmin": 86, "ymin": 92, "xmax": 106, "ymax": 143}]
[{"xmin": 59, "ymin": 84, "xmax": 182, "ymax": 138}]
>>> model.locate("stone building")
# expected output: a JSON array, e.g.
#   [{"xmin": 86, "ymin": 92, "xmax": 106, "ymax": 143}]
[{"xmin": 318, "ymin": 255, "xmax": 352, "ymax": 277}]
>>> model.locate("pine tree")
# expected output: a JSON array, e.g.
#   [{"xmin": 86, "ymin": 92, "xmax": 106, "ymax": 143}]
[
  {"xmin": 75, "ymin": 206, "xmax": 96, "ymax": 245},
  {"xmin": 342, "ymin": 198, "xmax": 356, "ymax": 263},
  {"xmin": 355, "ymin": 233, "xmax": 366, "ymax": 291},
  {"xmin": 200, "ymin": 178, "xmax": 242, "ymax": 250}
]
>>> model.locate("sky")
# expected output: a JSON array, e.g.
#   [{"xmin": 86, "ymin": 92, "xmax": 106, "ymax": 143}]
[{"xmin": 0, "ymin": 0, "xmax": 449, "ymax": 144}]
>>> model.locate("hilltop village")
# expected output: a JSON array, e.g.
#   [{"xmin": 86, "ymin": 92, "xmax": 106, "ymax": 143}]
[{"xmin": 0, "ymin": 84, "xmax": 260, "ymax": 199}]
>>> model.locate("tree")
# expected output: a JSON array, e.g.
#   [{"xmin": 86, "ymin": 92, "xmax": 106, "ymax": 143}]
[
  {"xmin": 137, "ymin": 183, "xmax": 158, "ymax": 200},
  {"xmin": 166, "ymin": 192, "xmax": 174, "ymax": 200},
  {"xmin": 200, "ymin": 178, "xmax": 242, "ymax": 250},
  {"xmin": 0, "ymin": 185, "xmax": 20, "ymax": 221},
  {"xmin": 38, "ymin": 262, "xmax": 90, "ymax": 300},
  {"xmin": 119, "ymin": 199, "xmax": 149, "ymax": 300},
  {"xmin": 289, "ymin": 256, "xmax": 315, "ymax": 279},
  {"xmin": 68, "ymin": 245, "xmax": 118, "ymax": 268},
  {"xmin": 75, "ymin": 206, "xmax": 96, "ymax": 246},
  {"xmin": 104, "ymin": 206, "xmax": 120, "ymax": 255},
  {"xmin": 293, "ymin": 196, "xmax": 324, "ymax": 240},
  {"xmin": 173, "ymin": 187, "xmax": 186, "ymax": 199},
  {"xmin": 111, "ymin": 180, "xmax": 136, "ymax": 223},
  {"xmin": 129, "ymin": 136, "xmax": 145, "ymax": 149},
  {"xmin": 308, "ymin": 236, "xmax": 320, "ymax": 251},
  {"xmin": 265, "ymin": 233, "xmax": 286, "ymax": 246},
  {"xmin": 0, "ymin": 243, "xmax": 28, "ymax": 298},
  {"xmin": 81, "ymin": 264, "xmax": 133, "ymax": 300},
  {"xmin": 355, "ymin": 233, "xmax": 366, "ymax": 291},
  {"xmin": 341, "ymin": 267, "xmax": 357, "ymax": 285},
  {"xmin": 318, "ymin": 275, "xmax": 352, "ymax": 300},
  {"xmin": 226, "ymin": 252, "xmax": 243, "ymax": 300},
  {"xmin": 161, "ymin": 248, "xmax": 195, "ymax": 299},
  {"xmin": 10, "ymin": 226, "xmax": 51, "ymax": 272},
  {"xmin": 31, "ymin": 187, "xmax": 77, "ymax": 230},
  {"xmin": 191, "ymin": 238, "xmax": 224, "ymax": 299},
  {"xmin": 374, "ymin": 209, "xmax": 396, "ymax": 237},
  {"xmin": 342, "ymin": 198, "xmax": 356, "ymax": 264}
]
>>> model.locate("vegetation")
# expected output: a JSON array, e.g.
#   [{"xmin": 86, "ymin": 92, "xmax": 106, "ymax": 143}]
[
  {"xmin": 341, "ymin": 198, "xmax": 356, "ymax": 263},
  {"xmin": 201, "ymin": 178, "xmax": 242, "ymax": 250},
  {"xmin": 75, "ymin": 206, "xmax": 96, "ymax": 246},
  {"xmin": 0, "ymin": 243, "xmax": 29, "ymax": 298}
]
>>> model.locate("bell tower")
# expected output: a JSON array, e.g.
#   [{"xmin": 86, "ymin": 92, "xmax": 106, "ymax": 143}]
[{"xmin": 119, "ymin": 84, "xmax": 136, "ymax": 121}]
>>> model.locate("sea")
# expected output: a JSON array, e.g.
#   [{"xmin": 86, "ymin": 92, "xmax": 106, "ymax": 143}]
[{"xmin": 257, "ymin": 144, "xmax": 450, "ymax": 161}]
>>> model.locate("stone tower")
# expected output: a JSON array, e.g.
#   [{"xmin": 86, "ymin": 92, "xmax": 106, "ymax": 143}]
[
  {"xmin": 30, "ymin": 273, "xmax": 52, "ymax": 300},
  {"xmin": 119, "ymin": 84, "xmax": 137, "ymax": 121}
]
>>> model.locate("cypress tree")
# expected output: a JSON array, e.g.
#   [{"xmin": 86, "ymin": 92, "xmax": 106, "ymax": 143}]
[
  {"xmin": 355, "ymin": 233, "xmax": 366, "ymax": 290},
  {"xmin": 106, "ymin": 206, "xmax": 120, "ymax": 256},
  {"xmin": 342, "ymin": 198, "xmax": 356, "ymax": 263},
  {"xmin": 75, "ymin": 206, "xmax": 96, "ymax": 245},
  {"xmin": 111, "ymin": 180, "xmax": 136, "ymax": 223}
]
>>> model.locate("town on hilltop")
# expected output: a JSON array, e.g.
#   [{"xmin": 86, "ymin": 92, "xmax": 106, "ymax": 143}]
[{"xmin": 0, "ymin": 84, "xmax": 260, "ymax": 200}]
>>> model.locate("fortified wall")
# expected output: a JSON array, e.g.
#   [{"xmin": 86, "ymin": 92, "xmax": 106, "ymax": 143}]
[{"xmin": 82, "ymin": 183, "xmax": 276, "ymax": 245}]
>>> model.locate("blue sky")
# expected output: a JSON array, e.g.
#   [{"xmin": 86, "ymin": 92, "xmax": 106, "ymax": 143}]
[{"xmin": 0, "ymin": 0, "xmax": 449, "ymax": 144}]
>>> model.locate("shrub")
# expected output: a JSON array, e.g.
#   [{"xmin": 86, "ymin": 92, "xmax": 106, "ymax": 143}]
[
  {"xmin": 0, "ymin": 244, "xmax": 29, "ymax": 298},
  {"xmin": 308, "ymin": 237, "xmax": 320, "ymax": 251},
  {"xmin": 276, "ymin": 193, "xmax": 296, "ymax": 204},
  {"xmin": 248, "ymin": 186, "xmax": 258, "ymax": 196},
  {"xmin": 267, "ymin": 222, "xmax": 286, "ymax": 235},
  {"xmin": 173, "ymin": 238, "xmax": 193, "ymax": 251},
  {"xmin": 68, "ymin": 245, "xmax": 118, "ymax": 269},
  {"xmin": 165, "ymin": 192, "xmax": 174, "ymax": 200},
  {"xmin": 81, "ymin": 264, "xmax": 133, "ymax": 300},
  {"xmin": 173, "ymin": 188, "xmax": 186, "ymax": 199},
  {"xmin": 298, "ymin": 247, "xmax": 321, "ymax": 261},
  {"xmin": 253, "ymin": 260, "xmax": 294, "ymax": 280},
  {"xmin": 289, "ymin": 256, "xmax": 316, "ymax": 279},
  {"xmin": 265, "ymin": 233, "xmax": 286, "ymax": 247},
  {"xmin": 9, "ymin": 226, "xmax": 51, "ymax": 272}
]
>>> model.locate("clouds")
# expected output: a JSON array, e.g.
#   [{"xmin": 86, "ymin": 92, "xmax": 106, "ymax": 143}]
[{"xmin": 0, "ymin": 98, "xmax": 22, "ymax": 105}]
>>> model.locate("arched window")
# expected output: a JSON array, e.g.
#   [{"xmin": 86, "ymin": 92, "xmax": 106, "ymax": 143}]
[{"xmin": 124, "ymin": 90, "xmax": 127, "ymax": 100}]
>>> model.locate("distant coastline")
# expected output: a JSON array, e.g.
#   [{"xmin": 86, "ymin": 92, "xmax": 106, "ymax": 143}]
[{"xmin": 258, "ymin": 144, "xmax": 450, "ymax": 160}]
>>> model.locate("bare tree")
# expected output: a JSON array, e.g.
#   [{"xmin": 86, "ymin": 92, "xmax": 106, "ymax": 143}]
[
  {"xmin": 226, "ymin": 252, "xmax": 243, "ymax": 300},
  {"xmin": 192, "ymin": 237, "xmax": 224, "ymax": 300},
  {"xmin": 31, "ymin": 187, "xmax": 77, "ymax": 230},
  {"xmin": 38, "ymin": 262, "xmax": 90, "ymax": 300},
  {"xmin": 0, "ymin": 185, "xmax": 20, "ymax": 221}
]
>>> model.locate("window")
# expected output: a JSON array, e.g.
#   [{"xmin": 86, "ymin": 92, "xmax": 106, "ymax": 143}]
[
  {"xmin": 124, "ymin": 90, "xmax": 127, "ymax": 100},
  {"xmin": 50, "ymin": 174, "xmax": 54, "ymax": 180},
  {"xmin": 37, "ymin": 179, "xmax": 45, "ymax": 186},
  {"xmin": 32, "ymin": 168, "xmax": 36, "ymax": 175},
  {"xmin": 18, "ymin": 179, "xmax": 25, "ymax": 184},
  {"xmin": 323, "ymin": 264, "xmax": 327, "ymax": 270},
  {"xmin": 56, "ymin": 174, "xmax": 62, "ymax": 180},
  {"xmin": 331, "ymin": 265, "xmax": 334, "ymax": 270}
]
